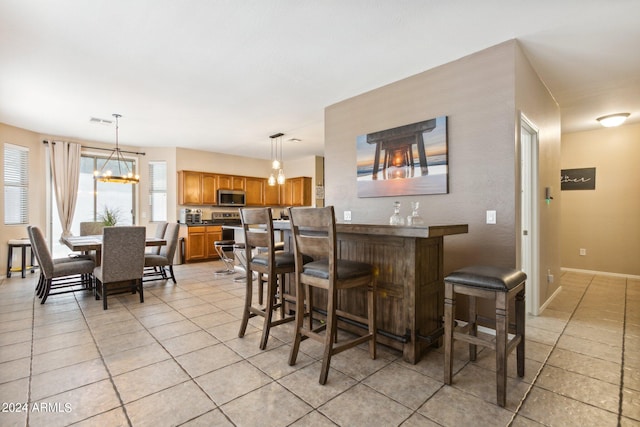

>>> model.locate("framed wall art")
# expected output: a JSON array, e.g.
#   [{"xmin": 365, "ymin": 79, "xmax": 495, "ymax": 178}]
[{"xmin": 356, "ymin": 116, "xmax": 448, "ymax": 197}]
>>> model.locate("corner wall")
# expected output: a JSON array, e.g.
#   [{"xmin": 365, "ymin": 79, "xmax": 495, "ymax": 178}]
[
  {"xmin": 324, "ymin": 40, "xmax": 561, "ymax": 310},
  {"xmin": 561, "ymin": 122, "xmax": 640, "ymax": 276}
]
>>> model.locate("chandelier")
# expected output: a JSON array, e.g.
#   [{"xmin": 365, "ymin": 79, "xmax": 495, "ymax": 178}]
[
  {"xmin": 268, "ymin": 132, "xmax": 285, "ymax": 186},
  {"xmin": 94, "ymin": 114, "xmax": 140, "ymax": 184}
]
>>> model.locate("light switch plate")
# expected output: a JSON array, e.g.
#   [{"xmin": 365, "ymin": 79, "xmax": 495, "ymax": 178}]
[
  {"xmin": 344, "ymin": 210, "xmax": 352, "ymax": 221},
  {"xmin": 486, "ymin": 210, "xmax": 497, "ymax": 224}
]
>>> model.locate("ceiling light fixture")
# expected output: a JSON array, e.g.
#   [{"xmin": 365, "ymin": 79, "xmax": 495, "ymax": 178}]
[
  {"xmin": 93, "ymin": 114, "xmax": 140, "ymax": 184},
  {"xmin": 268, "ymin": 132, "xmax": 285, "ymax": 186},
  {"xmin": 596, "ymin": 112, "xmax": 630, "ymax": 127}
]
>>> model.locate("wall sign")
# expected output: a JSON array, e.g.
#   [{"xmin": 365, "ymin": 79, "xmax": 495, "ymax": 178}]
[{"xmin": 561, "ymin": 167, "xmax": 596, "ymax": 190}]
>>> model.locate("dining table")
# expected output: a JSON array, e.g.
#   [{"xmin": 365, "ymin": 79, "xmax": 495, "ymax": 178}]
[{"xmin": 62, "ymin": 234, "xmax": 166, "ymax": 266}]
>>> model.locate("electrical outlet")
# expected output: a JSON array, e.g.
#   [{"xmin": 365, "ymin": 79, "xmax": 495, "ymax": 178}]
[
  {"xmin": 579, "ymin": 248, "xmax": 587, "ymax": 256},
  {"xmin": 486, "ymin": 210, "xmax": 496, "ymax": 224},
  {"xmin": 344, "ymin": 210, "xmax": 352, "ymax": 221}
]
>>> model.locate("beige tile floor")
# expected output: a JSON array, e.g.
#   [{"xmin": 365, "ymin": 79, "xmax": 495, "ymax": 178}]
[{"xmin": 0, "ymin": 263, "xmax": 638, "ymax": 427}]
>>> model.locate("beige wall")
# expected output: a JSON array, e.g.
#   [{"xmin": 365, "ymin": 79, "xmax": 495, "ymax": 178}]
[
  {"xmin": 324, "ymin": 40, "xmax": 561, "ymax": 310},
  {"xmin": 561, "ymin": 122, "xmax": 640, "ymax": 276}
]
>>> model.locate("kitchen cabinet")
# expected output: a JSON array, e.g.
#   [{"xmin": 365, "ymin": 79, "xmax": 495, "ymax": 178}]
[
  {"xmin": 217, "ymin": 174, "xmax": 245, "ymax": 191},
  {"xmin": 281, "ymin": 176, "xmax": 312, "ymax": 206},
  {"xmin": 264, "ymin": 181, "xmax": 280, "ymax": 206},
  {"xmin": 245, "ymin": 177, "xmax": 265, "ymax": 206},
  {"xmin": 178, "ymin": 171, "xmax": 202, "ymax": 205},
  {"xmin": 202, "ymin": 173, "xmax": 218, "ymax": 205},
  {"xmin": 184, "ymin": 225, "xmax": 222, "ymax": 262}
]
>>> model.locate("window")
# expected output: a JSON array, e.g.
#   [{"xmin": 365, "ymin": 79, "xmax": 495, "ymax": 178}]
[
  {"xmin": 149, "ymin": 161, "xmax": 167, "ymax": 222},
  {"xmin": 4, "ymin": 143, "xmax": 29, "ymax": 225}
]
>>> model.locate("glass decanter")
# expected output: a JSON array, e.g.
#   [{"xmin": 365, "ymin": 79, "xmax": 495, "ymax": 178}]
[
  {"xmin": 407, "ymin": 201, "xmax": 424, "ymax": 226},
  {"xmin": 389, "ymin": 201, "xmax": 405, "ymax": 226}
]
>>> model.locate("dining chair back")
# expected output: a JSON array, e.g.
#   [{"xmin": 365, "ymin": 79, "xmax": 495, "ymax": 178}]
[
  {"xmin": 27, "ymin": 226, "xmax": 95, "ymax": 303},
  {"xmin": 237, "ymin": 207, "xmax": 297, "ymax": 349},
  {"xmin": 288, "ymin": 206, "xmax": 377, "ymax": 384},
  {"xmin": 152, "ymin": 222, "xmax": 168, "ymax": 255},
  {"xmin": 94, "ymin": 226, "xmax": 146, "ymax": 309},
  {"xmin": 80, "ymin": 221, "xmax": 105, "ymax": 236},
  {"xmin": 144, "ymin": 222, "xmax": 179, "ymax": 283}
]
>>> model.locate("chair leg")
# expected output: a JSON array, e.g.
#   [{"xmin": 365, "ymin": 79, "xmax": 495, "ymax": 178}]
[
  {"xmin": 368, "ymin": 281, "xmax": 377, "ymax": 359},
  {"xmin": 138, "ymin": 279, "xmax": 144, "ymax": 303},
  {"xmin": 238, "ymin": 271, "xmax": 254, "ymax": 338},
  {"xmin": 40, "ymin": 278, "xmax": 52, "ymax": 304},
  {"xmin": 516, "ymin": 288, "xmax": 526, "ymax": 377},
  {"xmin": 102, "ymin": 282, "xmax": 108, "ymax": 310},
  {"xmin": 259, "ymin": 273, "xmax": 277, "ymax": 350},
  {"xmin": 469, "ymin": 295, "xmax": 477, "ymax": 361},
  {"xmin": 288, "ymin": 279, "xmax": 305, "ymax": 366},
  {"xmin": 495, "ymin": 291, "xmax": 508, "ymax": 407},
  {"xmin": 168, "ymin": 265, "xmax": 176, "ymax": 284},
  {"xmin": 443, "ymin": 282, "xmax": 455, "ymax": 385},
  {"xmin": 319, "ymin": 287, "xmax": 338, "ymax": 385}
]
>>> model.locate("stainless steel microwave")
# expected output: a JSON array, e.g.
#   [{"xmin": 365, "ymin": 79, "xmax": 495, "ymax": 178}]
[{"xmin": 217, "ymin": 189, "xmax": 246, "ymax": 206}]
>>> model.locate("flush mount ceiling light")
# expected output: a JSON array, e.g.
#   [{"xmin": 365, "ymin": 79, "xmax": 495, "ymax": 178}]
[
  {"xmin": 268, "ymin": 132, "xmax": 286, "ymax": 186},
  {"xmin": 596, "ymin": 113, "xmax": 630, "ymax": 127},
  {"xmin": 93, "ymin": 114, "xmax": 140, "ymax": 184}
]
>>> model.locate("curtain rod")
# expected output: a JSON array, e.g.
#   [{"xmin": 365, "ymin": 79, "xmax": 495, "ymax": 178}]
[{"xmin": 42, "ymin": 140, "xmax": 146, "ymax": 156}]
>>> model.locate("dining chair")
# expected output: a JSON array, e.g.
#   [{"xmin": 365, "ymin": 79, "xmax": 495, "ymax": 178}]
[
  {"xmin": 288, "ymin": 206, "xmax": 377, "ymax": 385},
  {"xmin": 27, "ymin": 226, "xmax": 95, "ymax": 304},
  {"xmin": 80, "ymin": 221, "xmax": 105, "ymax": 236},
  {"xmin": 144, "ymin": 222, "xmax": 179, "ymax": 283},
  {"xmin": 94, "ymin": 226, "xmax": 146, "ymax": 310},
  {"xmin": 237, "ymin": 208, "xmax": 299, "ymax": 350},
  {"xmin": 150, "ymin": 222, "xmax": 168, "ymax": 255}
]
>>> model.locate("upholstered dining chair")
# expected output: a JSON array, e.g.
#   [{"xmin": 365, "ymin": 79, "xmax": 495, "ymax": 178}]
[
  {"xmin": 27, "ymin": 226, "xmax": 95, "ymax": 304},
  {"xmin": 144, "ymin": 222, "xmax": 179, "ymax": 283},
  {"xmin": 237, "ymin": 208, "xmax": 298, "ymax": 350},
  {"xmin": 288, "ymin": 206, "xmax": 377, "ymax": 385},
  {"xmin": 80, "ymin": 221, "xmax": 105, "ymax": 236},
  {"xmin": 150, "ymin": 222, "xmax": 168, "ymax": 255},
  {"xmin": 94, "ymin": 226, "xmax": 146, "ymax": 310}
]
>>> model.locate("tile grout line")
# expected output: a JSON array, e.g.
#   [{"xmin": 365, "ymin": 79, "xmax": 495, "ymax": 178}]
[
  {"xmin": 617, "ymin": 278, "xmax": 628, "ymax": 426},
  {"xmin": 507, "ymin": 273, "xmax": 595, "ymax": 426}
]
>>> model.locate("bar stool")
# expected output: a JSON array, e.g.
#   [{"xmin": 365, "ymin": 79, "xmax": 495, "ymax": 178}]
[
  {"xmin": 443, "ymin": 265, "xmax": 526, "ymax": 407},
  {"xmin": 288, "ymin": 206, "xmax": 377, "ymax": 385},
  {"xmin": 237, "ymin": 208, "xmax": 297, "ymax": 350},
  {"xmin": 7, "ymin": 238, "xmax": 38, "ymax": 278},
  {"xmin": 213, "ymin": 240, "xmax": 236, "ymax": 276}
]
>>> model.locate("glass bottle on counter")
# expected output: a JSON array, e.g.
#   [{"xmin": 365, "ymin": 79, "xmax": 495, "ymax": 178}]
[
  {"xmin": 389, "ymin": 201, "xmax": 405, "ymax": 226},
  {"xmin": 407, "ymin": 201, "xmax": 424, "ymax": 226}
]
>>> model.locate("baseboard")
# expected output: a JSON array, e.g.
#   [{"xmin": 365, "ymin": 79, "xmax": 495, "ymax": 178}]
[{"xmin": 561, "ymin": 267, "xmax": 640, "ymax": 280}]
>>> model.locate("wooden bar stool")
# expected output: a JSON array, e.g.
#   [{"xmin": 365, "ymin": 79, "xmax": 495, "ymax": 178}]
[
  {"xmin": 443, "ymin": 265, "xmax": 526, "ymax": 407},
  {"xmin": 7, "ymin": 239, "xmax": 38, "ymax": 278}
]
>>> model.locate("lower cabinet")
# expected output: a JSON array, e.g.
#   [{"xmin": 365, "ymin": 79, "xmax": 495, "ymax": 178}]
[{"xmin": 184, "ymin": 225, "xmax": 222, "ymax": 262}]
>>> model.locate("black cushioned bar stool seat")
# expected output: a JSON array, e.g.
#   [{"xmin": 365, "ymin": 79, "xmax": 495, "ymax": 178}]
[{"xmin": 444, "ymin": 265, "xmax": 526, "ymax": 407}]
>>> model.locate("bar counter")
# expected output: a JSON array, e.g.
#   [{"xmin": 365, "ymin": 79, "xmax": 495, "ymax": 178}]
[{"xmin": 273, "ymin": 220, "xmax": 468, "ymax": 364}]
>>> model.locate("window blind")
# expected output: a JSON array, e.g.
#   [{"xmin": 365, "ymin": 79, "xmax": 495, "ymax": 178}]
[
  {"xmin": 4, "ymin": 143, "xmax": 29, "ymax": 225},
  {"xmin": 149, "ymin": 161, "xmax": 167, "ymax": 222}
]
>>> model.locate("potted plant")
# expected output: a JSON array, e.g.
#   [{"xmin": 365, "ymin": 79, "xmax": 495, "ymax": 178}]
[{"xmin": 98, "ymin": 206, "xmax": 121, "ymax": 226}]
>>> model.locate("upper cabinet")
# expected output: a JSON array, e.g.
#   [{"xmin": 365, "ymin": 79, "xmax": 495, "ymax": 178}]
[
  {"xmin": 178, "ymin": 171, "xmax": 203, "ymax": 205},
  {"xmin": 178, "ymin": 171, "xmax": 312, "ymax": 207}
]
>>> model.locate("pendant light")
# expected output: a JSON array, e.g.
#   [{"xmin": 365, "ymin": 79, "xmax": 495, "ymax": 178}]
[
  {"xmin": 94, "ymin": 114, "xmax": 140, "ymax": 184},
  {"xmin": 268, "ymin": 132, "xmax": 285, "ymax": 186}
]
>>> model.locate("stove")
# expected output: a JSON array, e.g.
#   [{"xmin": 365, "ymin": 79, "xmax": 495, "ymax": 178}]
[{"xmin": 211, "ymin": 211, "xmax": 241, "ymax": 225}]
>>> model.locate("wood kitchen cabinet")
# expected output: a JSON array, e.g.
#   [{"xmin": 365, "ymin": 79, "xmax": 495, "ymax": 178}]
[
  {"xmin": 184, "ymin": 225, "xmax": 222, "ymax": 262},
  {"xmin": 178, "ymin": 171, "xmax": 202, "ymax": 205},
  {"xmin": 245, "ymin": 177, "xmax": 265, "ymax": 205},
  {"xmin": 264, "ymin": 181, "xmax": 280, "ymax": 206},
  {"xmin": 281, "ymin": 177, "xmax": 312, "ymax": 206},
  {"xmin": 217, "ymin": 174, "xmax": 245, "ymax": 191},
  {"xmin": 202, "ymin": 173, "xmax": 218, "ymax": 205}
]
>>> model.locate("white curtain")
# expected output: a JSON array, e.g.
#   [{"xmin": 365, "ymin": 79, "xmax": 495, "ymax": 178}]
[{"xmin": 49, "ymin": 141, "xmax": 81, "ymax": 239}]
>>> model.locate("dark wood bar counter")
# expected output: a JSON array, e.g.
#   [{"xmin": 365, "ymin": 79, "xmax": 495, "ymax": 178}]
[{"xmin": 273, "ymin": 220, "xmax": 468, "ymax": 364}]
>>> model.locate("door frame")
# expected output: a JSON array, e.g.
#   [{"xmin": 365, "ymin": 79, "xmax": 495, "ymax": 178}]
[{"xmin": 520, "ymin": 113, "xmax": 540, "ymax": 315}]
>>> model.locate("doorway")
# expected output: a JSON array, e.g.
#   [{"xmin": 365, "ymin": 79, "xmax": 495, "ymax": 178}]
[{"xmin": 520, "ymin": 114, "xmax": 539, "ymax": 315}]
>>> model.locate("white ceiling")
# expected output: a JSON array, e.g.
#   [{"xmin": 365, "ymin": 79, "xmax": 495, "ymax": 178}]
[{"xmin": 1, "ymin": 0, "xmax": 639, "ymax": 163}]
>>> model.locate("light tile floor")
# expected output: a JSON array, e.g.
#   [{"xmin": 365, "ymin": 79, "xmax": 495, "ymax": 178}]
[{"xmin": 0, "ymin": 263, "xmax": 638, "ymax": 426}]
